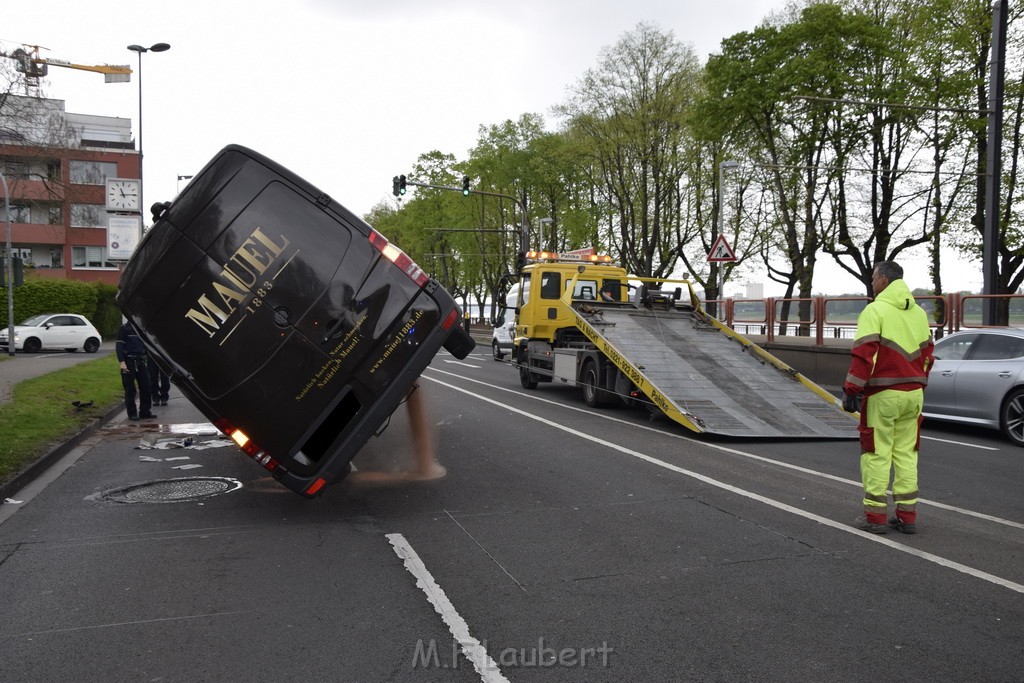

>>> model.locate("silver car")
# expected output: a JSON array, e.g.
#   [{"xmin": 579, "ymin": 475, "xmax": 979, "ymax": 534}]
[
  {"xmin": 0, "ymin": 313, "xmax": 102, "ymax": 353},
  {"xmin": 923, "ymin": 327, "xmax": 1024, "ymax": 446}
]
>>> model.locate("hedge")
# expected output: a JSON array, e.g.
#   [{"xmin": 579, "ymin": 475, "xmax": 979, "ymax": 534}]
[{"xmin": 0, "ymin": 280, "xmax": 122, "ymax": 339}]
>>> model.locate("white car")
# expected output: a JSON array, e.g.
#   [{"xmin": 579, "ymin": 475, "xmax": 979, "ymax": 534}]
[
  {"xmin": 0, "ymin": 313, "xmax": 102, "ymax": 353},
  {"xmin": 491, "ymin": 285, "xmax": 520, "ymax": 361},
  {"xmin": 491, "ymin": 313, "xmax": 515, "ymax": 360}
]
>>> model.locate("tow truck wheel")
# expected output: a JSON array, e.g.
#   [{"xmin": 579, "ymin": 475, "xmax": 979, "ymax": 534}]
[
  {"xmin": 519, "ymin": 366, "xmax": 538, "ymax": 390},
  {"xmin": 582, "ymin": 361, "xmax": 610, "ymax": 408}
]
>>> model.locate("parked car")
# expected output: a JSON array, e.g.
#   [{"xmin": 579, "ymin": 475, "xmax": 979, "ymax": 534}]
[
  {"xmin": 0, "ymin": 313, "xmax": 102, "ymax": 353},
  {"xmin": 923, "ymin": 327, "xmax": 1024, "ymax": 446}
]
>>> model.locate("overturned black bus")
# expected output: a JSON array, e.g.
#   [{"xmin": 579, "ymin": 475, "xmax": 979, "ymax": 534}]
[{"xmin": 117, "ymin": 145, "xmax": 474, "ymax": 497}]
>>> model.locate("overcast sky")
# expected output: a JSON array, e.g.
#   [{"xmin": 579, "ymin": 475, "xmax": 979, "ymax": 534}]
[{"xmin": 2, "ymin": 0, "xmax": 979, "ymax": 295}]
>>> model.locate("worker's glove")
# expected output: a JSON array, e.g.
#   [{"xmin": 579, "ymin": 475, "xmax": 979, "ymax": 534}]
[{"xmin": 842, "ymin": 392, "xmax": 861, "ymax": 413}]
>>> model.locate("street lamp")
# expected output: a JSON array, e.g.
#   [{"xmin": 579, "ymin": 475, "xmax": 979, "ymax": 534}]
[
  {"xmin": 539, "ymin": 217, "xmax": 553, "ymax": 250},
  {"xmin": 717, "ymin": 159, "xmax": 740, "ymax": 315},
  {"xmin": 2, "ymin": 170, "xmax": 13, "ymax": 355},
  {"xmin": 126, "ymin": 42, "xmax": 170, "ymax": 224}
]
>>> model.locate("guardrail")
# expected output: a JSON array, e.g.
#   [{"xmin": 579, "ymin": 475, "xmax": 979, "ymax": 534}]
[{"xmin": 705, "ymin": 292, "xmax": 1024, "ymax": 345}]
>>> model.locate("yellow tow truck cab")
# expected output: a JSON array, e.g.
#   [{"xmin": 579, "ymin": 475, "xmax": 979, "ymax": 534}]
[{"xmin": 513, "ymin": 251, "xmax": 631, "ymax": 345}]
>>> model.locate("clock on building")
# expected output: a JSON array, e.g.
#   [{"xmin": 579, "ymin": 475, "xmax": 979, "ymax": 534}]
[{"xmin": 105, "ymin": 178, "xmax": 141, "ymax": 212}]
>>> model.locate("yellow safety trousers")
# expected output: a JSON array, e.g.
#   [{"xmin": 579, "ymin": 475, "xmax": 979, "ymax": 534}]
[{"xmin": 860, "ymin": 388, "xmax": 922, "ymax": 513}]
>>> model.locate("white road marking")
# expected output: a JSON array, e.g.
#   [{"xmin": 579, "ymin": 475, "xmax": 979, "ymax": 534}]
[
  {"xmin": 425, "ymin": 374, "xmax": 1024, "ymax": 595},
  {"xmin": 428, "ymin": 368, "xmax": 1024, "ymax": 531},
  {"xmin": 387, "ymin": 533, "xmax": 509, "ymax": 682},
  {"xmin": 921, "ymin": 434, "xmax": 999, "ymax": 450},
  {"xmin": 444, "ymin": 360, "xmax": 481, "ymax": 369}
]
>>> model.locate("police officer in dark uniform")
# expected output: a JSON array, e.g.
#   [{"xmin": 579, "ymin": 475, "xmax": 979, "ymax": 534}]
[
  {"xmin": 149, "ymin": 361, "xmax": 170, "ymax": 406},
  {"xmin": 115, "ymin": 321, "xmax": 156, "ymax": 421}
]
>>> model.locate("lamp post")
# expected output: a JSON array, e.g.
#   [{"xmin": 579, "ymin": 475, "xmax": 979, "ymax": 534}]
[
  {"xmin": 538, "ymin": 217, "xmax": 553, "ymax": 251},
  {"xmin": 716, "ymin": 159, "xmax": 740, "ymax": 317},
  {"xmin": 126, "ymin": 42, "xmax": 170, "ymax": 224},
  {"xmin": 2, "ymin": 170, "xmax": 13, "ymax": 355}
]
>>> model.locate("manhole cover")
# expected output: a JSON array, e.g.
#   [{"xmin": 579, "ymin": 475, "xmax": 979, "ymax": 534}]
[{"xmin": 90, "ymin": 477, "xmax": 243, "ymax": 504}]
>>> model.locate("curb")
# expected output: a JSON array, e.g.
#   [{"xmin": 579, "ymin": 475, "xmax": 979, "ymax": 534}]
[{"xmin": 0, "ymin": 402, "xmax": 123, "ymax": 501}]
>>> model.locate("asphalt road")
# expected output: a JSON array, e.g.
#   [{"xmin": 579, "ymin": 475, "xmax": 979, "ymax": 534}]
[{"xmin": 1, "ymin": 348, "xmax": 1023, "ymax": 681}]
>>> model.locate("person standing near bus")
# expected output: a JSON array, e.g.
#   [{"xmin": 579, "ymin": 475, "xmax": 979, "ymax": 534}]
[{"xmin": 115, "ymin": 321, "xmax": 156, "ymax": 421}]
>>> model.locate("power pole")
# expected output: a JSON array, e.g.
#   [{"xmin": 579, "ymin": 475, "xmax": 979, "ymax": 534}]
[{"xmin": 983, "ymin": 0, "xmax": 1008, "ymax": 325}]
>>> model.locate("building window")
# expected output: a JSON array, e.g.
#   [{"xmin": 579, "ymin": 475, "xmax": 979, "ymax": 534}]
[
  {"xmin": 2, "ymin": 204, "xmax": 31, "ymax": 223},
  {"xmin": 70, "ymin": 203, "xmax": 105, "ymax": 228},
  {"xmin": 50, "ymin": 248, "xmax": 63, "ymax": 268},
  {"xmin": 72, "ymin": 246, "xmax": 116, "ymax": 269},
  {"xmin": 69, "ymin": 160, "xmax": 118, "ymax": 185},
  {"xmin": 3, "ymin": 161, "xmax": 31, "ymax": 179},
  {"xmin": 48, "ymin": 206, "xmax": 62, "ymax": 225},
  {"xmin": 14, "ymin": 247, "xmax": 33, "ymax": 266}
]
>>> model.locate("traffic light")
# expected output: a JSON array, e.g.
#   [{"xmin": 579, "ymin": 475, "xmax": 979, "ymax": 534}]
[
  {"xmin": 462, "ymin": 175, "xmax": 470, "ymax": 196},
  {"xmin": 392, "ymin": 175, "xmax": 407, "ymax": 196}
]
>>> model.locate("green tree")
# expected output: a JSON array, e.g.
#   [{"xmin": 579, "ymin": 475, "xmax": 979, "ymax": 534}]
[
  {"xmin": 700, "ymin": 2, "xmax": 877, "ymax": 331},
  {"xmin": 558, "ymin": 22, "xmax": 702, "ymax": 278}
]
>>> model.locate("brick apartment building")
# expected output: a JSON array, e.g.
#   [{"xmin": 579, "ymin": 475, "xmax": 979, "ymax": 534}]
[{"xmin": 1, "ymin": 94, "xmax": 138, "ymax": 285}]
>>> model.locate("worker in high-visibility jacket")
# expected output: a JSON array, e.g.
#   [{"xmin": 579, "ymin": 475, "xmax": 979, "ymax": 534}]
[{"xmin": 842, "ymin": 261, "xmax": 934, "ymax": 535}]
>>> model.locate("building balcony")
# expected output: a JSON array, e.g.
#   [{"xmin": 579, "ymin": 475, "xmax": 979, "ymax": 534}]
[
  {"xmin": 9, "ymin": 222, "xmax": 66, "ymax": 244},
  {"xmin": 5, "ymin": 177, "xmax": 65, "ymax": 202}
]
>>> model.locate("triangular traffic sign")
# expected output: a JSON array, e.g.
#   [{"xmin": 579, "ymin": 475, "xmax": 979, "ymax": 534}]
[{"xmin": 706, "ymin": 234, "xmax": 737, "ymax": 262}]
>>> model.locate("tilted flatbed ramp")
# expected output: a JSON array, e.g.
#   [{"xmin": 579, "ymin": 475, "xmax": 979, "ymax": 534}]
[{"xmin": 569, "ymin": 299, "xmax": 858, "ymax": 439}]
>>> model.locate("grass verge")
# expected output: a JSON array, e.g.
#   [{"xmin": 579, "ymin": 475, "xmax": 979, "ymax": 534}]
[{"xmin": 0, "ymin": 355, "xmax": 123, "ymax": 484}]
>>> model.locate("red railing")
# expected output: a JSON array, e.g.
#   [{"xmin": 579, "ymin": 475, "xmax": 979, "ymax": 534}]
[{"xmin": 706, "ymin": 292, "xmax": 1024, "ymax": 346}]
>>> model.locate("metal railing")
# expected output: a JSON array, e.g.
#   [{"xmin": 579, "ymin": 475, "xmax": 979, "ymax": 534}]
[{"xmin": 704, "ymin": 292, "xmax": 1024, "ymax": 346}]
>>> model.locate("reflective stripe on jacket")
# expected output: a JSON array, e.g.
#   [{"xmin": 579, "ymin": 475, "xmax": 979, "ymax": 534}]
[{"xmin": 844, "ymin": 278, "xmax": 934, "ymax": 397}]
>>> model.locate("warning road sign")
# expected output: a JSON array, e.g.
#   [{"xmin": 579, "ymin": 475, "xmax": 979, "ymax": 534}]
[{"xmin": 707, "ymin": 234, "xmax": 737, "ymax": 262}]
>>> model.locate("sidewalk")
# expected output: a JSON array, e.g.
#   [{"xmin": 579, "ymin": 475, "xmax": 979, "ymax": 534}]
[{"xmin": 0, "ymin": 341, "xmax": 115, "ymax": 405}]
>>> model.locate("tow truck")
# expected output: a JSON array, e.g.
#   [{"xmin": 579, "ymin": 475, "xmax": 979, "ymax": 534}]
[{"xmin": 502, "ymin": 251, "xmax": 857, "ymax": 439}]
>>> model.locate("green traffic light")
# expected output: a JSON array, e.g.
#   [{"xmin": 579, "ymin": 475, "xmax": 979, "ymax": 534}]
[{"xmin": 462, "ymin": 175, "xmax": 470, "ymax": 196}]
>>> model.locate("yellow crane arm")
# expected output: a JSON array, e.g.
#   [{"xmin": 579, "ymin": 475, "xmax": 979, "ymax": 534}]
[
  {"xmin": 42, "ymin": 57, "xmax": 132, "ymax": 78},
  {"xmin": 2, "ymin": 46, "xmax": 131, "ymax": 82}
]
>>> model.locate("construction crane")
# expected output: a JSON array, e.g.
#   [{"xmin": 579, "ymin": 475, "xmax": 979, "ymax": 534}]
[{"xmin": 1, "ymin": 44, "xmax": 131, "ymax": 83}]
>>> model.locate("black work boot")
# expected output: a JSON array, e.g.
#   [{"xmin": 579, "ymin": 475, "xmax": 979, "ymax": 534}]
[{"xmin": 888, "ymin": 517, "xmax": 917, "ymax": 534}]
